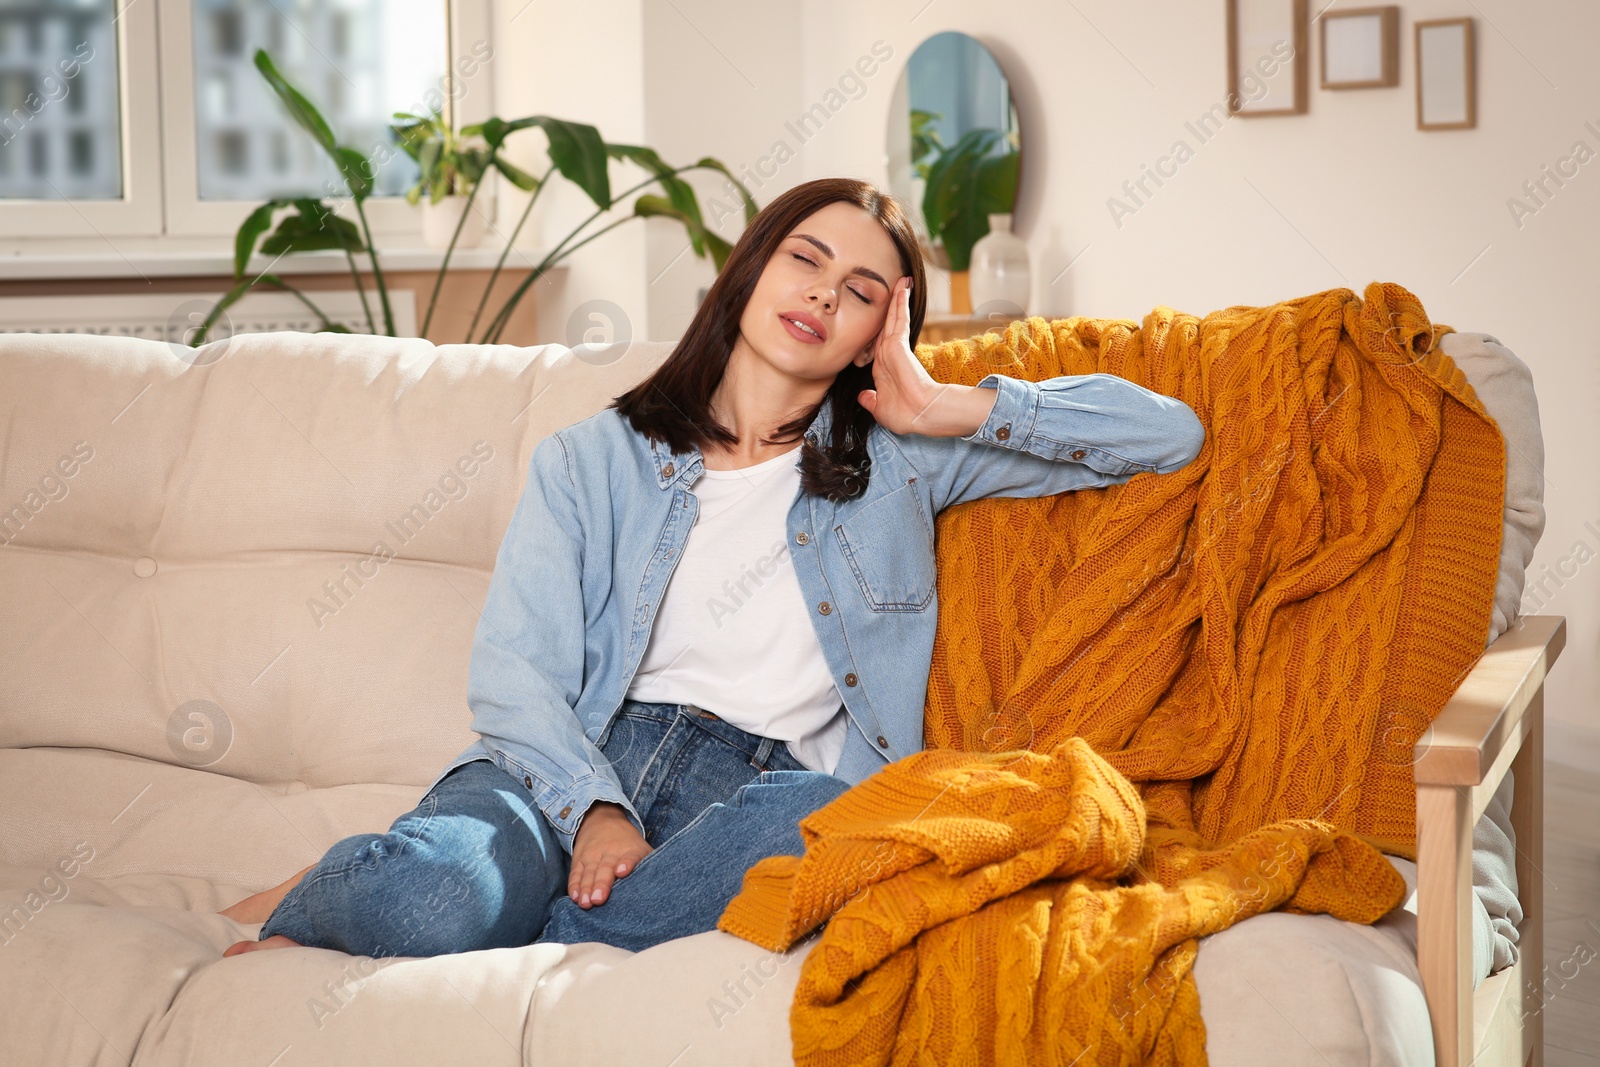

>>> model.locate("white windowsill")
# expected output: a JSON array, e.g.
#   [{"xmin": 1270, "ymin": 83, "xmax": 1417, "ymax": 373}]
[{"xmin": 0, "ymin": 245, "xmax": 558, "ymax": 282}]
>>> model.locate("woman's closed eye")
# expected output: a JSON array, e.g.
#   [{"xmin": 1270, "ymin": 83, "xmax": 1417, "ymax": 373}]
[{"xmin": 792, "ymin": 253, "xmax": 872, "ymax": 304}]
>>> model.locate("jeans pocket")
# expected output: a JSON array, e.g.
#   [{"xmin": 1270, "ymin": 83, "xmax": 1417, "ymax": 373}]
[{"xmin": 600, "ymin": 712, "xmax": 669, "ymax": 804}]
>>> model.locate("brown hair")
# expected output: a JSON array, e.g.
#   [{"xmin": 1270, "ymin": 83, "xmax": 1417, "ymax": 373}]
[{"xmin": 610, "ymin": 177, "xmax": 927, "ymax": 502}]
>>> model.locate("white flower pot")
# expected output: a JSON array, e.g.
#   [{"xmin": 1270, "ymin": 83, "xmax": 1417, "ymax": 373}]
[
  {"xmin": 968, "ymin": 213, "xmax": 1031, "ymax": 320},
  {"xmin": 421, "ymin": 194, "xmax": 485, "ymax": 251}
]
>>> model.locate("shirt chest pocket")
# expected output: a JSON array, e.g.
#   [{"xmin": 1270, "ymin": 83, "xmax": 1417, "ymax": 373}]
[{"xmin": 833, "ymin": 482, "xmax": 937, "ymax": 611}]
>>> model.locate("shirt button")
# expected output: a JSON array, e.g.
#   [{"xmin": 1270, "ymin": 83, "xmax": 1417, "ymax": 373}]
[
  {"xmin": 995, "ymin": 425, "xmax": 1011, "ymax": 441},
  {"xmin": 818, "ymin": 601, "xmax": 832, "ymax": 615},
  {"xmin": 795, "ymin": 531, "xmax": 810, "ymax": 545},
  {"xmin": 877, "ymin": 735, "xmax": 889, "ymax": 748},
  {"xmin": 524, "ymin": 775, "xmax": 533, "ymax": 788},
  {"xmin": 662, "ymin": 463, "xmax": 674, "ymax": 477},
  {"xmin": 845, "ymin": 672, "xmax": 858, "ymax": 686},
  {"xmin": 1071, "ymin": 449, "xmax": 1087, "ymax": 460},
  {"xmin": 559, "ymin": 804, "xmax": 572, "ymax": 818}
]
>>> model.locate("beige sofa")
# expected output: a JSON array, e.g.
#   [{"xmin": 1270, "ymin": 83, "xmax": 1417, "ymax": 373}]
[{"xmin": 0, "ymin": 326, "xmax": 1552, "ymax": 1065}]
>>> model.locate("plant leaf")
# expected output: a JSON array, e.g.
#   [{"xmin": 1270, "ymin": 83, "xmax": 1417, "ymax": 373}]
[
  {"xmin": 634, "ymin": 194, "xmax": 733, "ymax": 272},
  {"xmin": 927, "ymin": 130, "xmax": 1014, "ymax": 270},
  {"xmin": 493, "ymin": 156, "xmax": 541, "ymax": 192},
  {"xmin": 391, "ymin": 119, "xmax": 432, "ymax": 162},
  {"xmin": 417, "ymin": 139, "xmax": 441, "ymax": 181},
  {"xmin": 921, "ymin": 127, "xmax": 1005, "ymax": 257},
  {"xmin": 458, "ymin": 147, "xmax": 489, "ymax": 183},
  {"xmin": 692, "ymin": 156, "xmax": 758, "ymax": 225},
  {"xmin": 334, "ymin": 146, "xmax": 373, "ymax": 201},
  {"xmin": 476, "ymin": 117, "xmax": 510, "ymax": 149},
  {"xmin": 701, "ymin": 228, "xmax": 734, "ymax": 272},
  {"xmin": 254, "ymin": 50, "xmax": 378, "ymax": 201},
  {"xmin": 253, "ymin": 50, "xmax": 337, "ymax": 155},
  {"xmin": 255, "ymin": 273, "xmax": 353, "ymax": 333},
  {"xmin": 233, "ymin": 198, "xmax": 288, "ymax": 280},
  {"xmin": 974, "ymin": 149, "xmax": 1019, "ymax": 216},
  {"xmin": 193, "ymin": 277, "xmax": 255, "ymax": 345},
  {"xmin": 606, "ymin": 143, "xmax": 706, "ymax": 254},
  {"xmin": 259, "ymin": 200, "xmax": 366, "ymax": 256},
  {"xmin": 493, "ymin": 117, "xmax": 609, "ymax": 209},
  {"xmin": 605, "ymin": 142, "xmax": 669, "ymax": 175}
]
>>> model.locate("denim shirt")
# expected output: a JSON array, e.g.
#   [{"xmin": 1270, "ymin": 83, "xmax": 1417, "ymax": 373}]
[{"xmin": 428, "ymin": 371, "xmax": 1205, "ymax": 856}]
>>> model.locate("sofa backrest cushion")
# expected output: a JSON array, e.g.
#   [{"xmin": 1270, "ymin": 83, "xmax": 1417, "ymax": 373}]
[
  {"xmin": 0, "ymin": 328, "xmax": 1542, "ymax": 790},
  {"xmin": 0, "ymin": 331, "xmax": 674, "ymax": 787},
  {"xmin": 1438, "ymin": 331, "xmax": 1546, "ymax": 644}
]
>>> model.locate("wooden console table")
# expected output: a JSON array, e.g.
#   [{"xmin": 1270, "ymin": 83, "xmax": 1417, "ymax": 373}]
[{"xmin": 918, "ymin": 312, "xmax": 1029, "ymax": 347}]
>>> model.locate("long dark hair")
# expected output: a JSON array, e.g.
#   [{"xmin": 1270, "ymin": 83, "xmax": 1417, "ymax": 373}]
[{"xmin": 610, "ymin": 177, "xmax": 927, "ymax": 502}]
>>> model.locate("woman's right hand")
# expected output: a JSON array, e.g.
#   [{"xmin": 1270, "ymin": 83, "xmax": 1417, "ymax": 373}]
[{"xmin": 569, "ymin": 801, "xmax": 653, "ymax": 907}]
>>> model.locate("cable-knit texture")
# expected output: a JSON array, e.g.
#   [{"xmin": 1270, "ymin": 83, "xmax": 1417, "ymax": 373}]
[{"xmin": 716, "ymin": 283, "xmax": 1506, "ymax": 1067}]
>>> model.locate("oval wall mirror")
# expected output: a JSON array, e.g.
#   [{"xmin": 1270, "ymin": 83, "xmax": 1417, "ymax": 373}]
[{"xmin": 886, "ymin": 32, "xmax": 1022, "ymax": 288}]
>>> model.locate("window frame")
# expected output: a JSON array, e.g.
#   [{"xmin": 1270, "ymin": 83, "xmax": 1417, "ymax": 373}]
[
  {"xmin": 0, "ymin": 1, "xmax": 164, "ymax": 237},
  {"xmin": 0, "ymin": 0, "xmax": 497, "ymax": 245}
]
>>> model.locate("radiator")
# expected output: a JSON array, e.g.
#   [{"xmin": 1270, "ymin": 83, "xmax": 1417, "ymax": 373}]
[{"xmin": 0, "ymin": 289, "xmax": 418, "ymax": 346}]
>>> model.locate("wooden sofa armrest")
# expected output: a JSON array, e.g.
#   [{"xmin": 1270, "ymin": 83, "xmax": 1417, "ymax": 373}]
[{"xmin": 1415, "ymin": 614, "xmax": 1566, "ymax": 1067}]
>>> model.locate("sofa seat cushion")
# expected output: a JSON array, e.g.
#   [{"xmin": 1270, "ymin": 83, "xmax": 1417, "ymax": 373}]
[
  {"xmin": 0, "ymin": 747, "xmax": 427, "ymax": 897},
  {"xmin": 0, "ymin": 745, "xmax": 1436, "ymax": 1067},
  {"xmin": 0, "ymin": 851, "xmax": 595, "ymax": 1066},
  {"xmin": 0, "ymin": 743, "xmax": 807, "ymax": 1066},
  {"xmin": 1191, "ymin": 858, "xmax": 1433, "ymax": 1066}
]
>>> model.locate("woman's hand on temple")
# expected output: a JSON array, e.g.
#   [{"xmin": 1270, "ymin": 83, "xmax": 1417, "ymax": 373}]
[
  {"xmin": 856, "ymin": 276, "xmax": 999, "ymax": 438},
  {"xmin": 569, "ymin": 801, "xmax": 653, "ymax": 908}
]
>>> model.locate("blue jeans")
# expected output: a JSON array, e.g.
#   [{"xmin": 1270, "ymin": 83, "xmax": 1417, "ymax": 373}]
[{"xmin": 257, "ymin": 699, "xmax": 851, "ymax": 957}]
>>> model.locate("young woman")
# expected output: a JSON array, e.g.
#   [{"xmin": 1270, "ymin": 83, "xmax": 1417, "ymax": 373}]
[{"xmin": 220, "ymin": 177, "xmax": 1204, "ymax": 959}]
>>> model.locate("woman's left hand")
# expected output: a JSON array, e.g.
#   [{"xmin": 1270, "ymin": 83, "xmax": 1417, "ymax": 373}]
[{"xmin": 857, "ymin": 277, "xmax": 997, "ymax": 438}]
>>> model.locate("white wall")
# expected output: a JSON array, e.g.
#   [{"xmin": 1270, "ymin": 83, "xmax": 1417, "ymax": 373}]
[
  {"xmin": 640, "ymin": 1, "xmax": 805, "ymax": 338},
  {"xmin": 522, "ymin": 0, "xmax": 1598, "ymax": 764},
  {"xmin": 493, "ymin": 0, "xmax": 650, "ymax": 346}
]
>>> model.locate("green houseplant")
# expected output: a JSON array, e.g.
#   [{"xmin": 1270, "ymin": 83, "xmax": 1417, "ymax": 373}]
[
  {"xmin": 909, "ymin": 109, "xmax": 946, "ymax": 185},
  {"xmin": 194, "ymin": 49, "xmax": 756, "ymax": 346},
  {"xmin": 919, "ymin": 125, "xmax": 1019, "ymax": 273},
  {"xmin": 391, "ymin": 105, "xmax": 496, "ymax": 252}
]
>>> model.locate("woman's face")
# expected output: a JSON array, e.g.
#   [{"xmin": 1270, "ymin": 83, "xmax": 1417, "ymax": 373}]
[{"xmin": 737, "ymin": 201, "xmax": 907, "ymax": 386}]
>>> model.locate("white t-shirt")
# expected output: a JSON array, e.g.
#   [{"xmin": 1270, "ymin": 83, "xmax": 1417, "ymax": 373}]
[{"xmin": 625, "ymin": 443, "xmax": 849, "ymax": 775}]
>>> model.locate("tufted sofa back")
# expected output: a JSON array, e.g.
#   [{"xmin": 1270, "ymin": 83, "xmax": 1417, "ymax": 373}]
[{"xmin": 0, "ymin": 331, "xmax": 674, "ymax": 788}]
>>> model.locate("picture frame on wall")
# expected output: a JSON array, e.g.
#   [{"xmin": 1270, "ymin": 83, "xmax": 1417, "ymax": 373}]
[
  {"xmin": 1320, "ymin": 6, "xmax": 1400, "ymax": 89},
  {"xmin": 1226, "ymin": 0, "xmax": 1308, "ymax": 117},
  {"xmin": 1415, "ymin": 17, "xmax": 1477, "ymax": 130}
]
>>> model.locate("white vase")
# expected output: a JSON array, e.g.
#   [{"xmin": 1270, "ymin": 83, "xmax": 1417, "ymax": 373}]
[
  {"xmin": 968, "ymin": 213, "xmax": 1031, "ymax": 320},
  {"xmin": 421, "ymin": 194, "xmax": 485, "ymax": 251}
]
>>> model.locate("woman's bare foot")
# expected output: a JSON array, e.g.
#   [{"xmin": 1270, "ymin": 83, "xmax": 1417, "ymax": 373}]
[
  {"xmin": 223, "ymin": 935, "xmax": 302, "ymax": 957},
  {"xmin": 219, "ymin": 864, "xmax": 316, "ymax": 925}
]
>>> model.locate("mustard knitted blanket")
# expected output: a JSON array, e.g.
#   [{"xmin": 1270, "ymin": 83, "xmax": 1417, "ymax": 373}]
[{"xmin": 717, "ymin": 282, "xmax": 1505, "ymax": 1066}]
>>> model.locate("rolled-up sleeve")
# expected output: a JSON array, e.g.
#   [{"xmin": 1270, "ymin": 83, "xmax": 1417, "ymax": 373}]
[
  {"xmin": 467, "ymin": 432, "xmax": 645, "ymax": 856},
  {"xmin": 895, "ymin": 372, "xmax": 1206, "ymax": 513}
]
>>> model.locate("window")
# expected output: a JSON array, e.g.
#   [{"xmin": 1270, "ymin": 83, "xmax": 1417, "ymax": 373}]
[
  {"xmin": 0, "ymin": 0, "xmax": 496, "ymax": 243},
  {"xmin": 68, "ymin": 128, "xmax": 92, "ymax": 174},
  {"xmin": 212, "ymin": 10, "xmax": 242, "ymax": 56},
  {"xmin": 0, "ymin": 2, "xmax": 121, "ymax": 202},
  {"xmin": 187, "ymin": 1, "xmax": 451, "ymax": 204}
]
